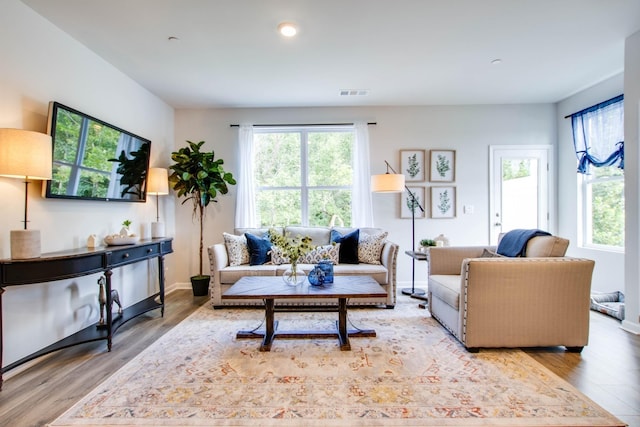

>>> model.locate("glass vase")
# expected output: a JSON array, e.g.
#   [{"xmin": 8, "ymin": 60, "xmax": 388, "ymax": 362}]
[{"xmin": 283, "ymin": 265, "xmax": 306, "ymax": 286}]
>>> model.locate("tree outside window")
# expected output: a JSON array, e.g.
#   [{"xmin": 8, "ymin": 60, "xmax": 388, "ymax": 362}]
[{"xmin": 253, "ymin": 128, "xmax": 353, "ymax": 227}]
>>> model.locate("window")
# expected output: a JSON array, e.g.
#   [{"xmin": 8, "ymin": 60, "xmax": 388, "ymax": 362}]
[
  {"xmin": 571, "ymin": 95, "xmax": 624, "ymax": 249},
  {"xmin": 253, "ymin": 127, "xmax": 354, "ymax": 227}
]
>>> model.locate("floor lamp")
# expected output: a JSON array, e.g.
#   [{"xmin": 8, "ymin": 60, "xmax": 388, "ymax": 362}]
[
  {"xmin": 371, "ymin": 160, "xmax": 426, "ymax": 296},
  {"xmin": 0, "ymin": 129, "xmax": 52, "ymax": 259}
]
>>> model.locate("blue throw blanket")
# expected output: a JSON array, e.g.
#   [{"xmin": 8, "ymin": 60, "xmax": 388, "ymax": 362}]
[{"xmin": 496, "ymin": 229, "xmax": 551, "ymax": 257}]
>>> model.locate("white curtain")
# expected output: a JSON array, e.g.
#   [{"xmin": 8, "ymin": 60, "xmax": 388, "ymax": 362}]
[
  {"xmin": 235, "ymin": 124, "xmax": 258, "ymax": 228},
  {"xmin": 351, "ymin": 122, "xmax": 374, "ymax": 227}
]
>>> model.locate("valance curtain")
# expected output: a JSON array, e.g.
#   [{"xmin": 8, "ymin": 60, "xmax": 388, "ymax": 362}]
[
  {"xmin": 234, "ymin": 124, "xmax": 257, "ymax": 228},
  {"xmin": 571, "ymin": 95, "xmax": 624, "ymax": 174}
]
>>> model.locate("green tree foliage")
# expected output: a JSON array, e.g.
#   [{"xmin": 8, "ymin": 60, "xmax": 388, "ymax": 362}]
[
  {"xmin": 590, "ymin": 166, "xmax": 624, "ymax": 247},
  {"xmin": 502, "ymin": 159, "xmax": 531, "ymax": 181},
  {"xmin": 255, "ymin": 130, "xmax": 353, "ymax": 227}
]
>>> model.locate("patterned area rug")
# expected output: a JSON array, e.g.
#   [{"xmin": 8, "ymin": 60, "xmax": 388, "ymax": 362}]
[{"xmin": 50, "ymin": 295, "xmax": 624, "ymax": 426}]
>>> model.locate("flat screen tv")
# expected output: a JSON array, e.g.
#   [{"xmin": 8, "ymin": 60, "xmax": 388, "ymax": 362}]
[{"xmin": 44, "ymin": 102, "xmax": 151, "ymax": 202}]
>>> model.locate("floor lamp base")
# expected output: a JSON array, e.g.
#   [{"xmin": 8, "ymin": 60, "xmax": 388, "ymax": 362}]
[{"xmin": 401, "ymin": 287, "xmax": 426, "ymax": 296}]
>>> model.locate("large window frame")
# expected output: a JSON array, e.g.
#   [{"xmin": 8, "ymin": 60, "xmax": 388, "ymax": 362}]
[{"xmin": 253, "ymin": 126, "xmax": 355, "ymax": 227}]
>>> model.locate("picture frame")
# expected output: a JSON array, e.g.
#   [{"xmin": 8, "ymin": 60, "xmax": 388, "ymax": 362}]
[
  {"xmin": 401, "ymin": 187, "xmax": 426, "ymax": 218},
  {"xmin": 400, "ymin": 149, "xmax": 426, "ymax": 182},
  {"xmin": 430, "ymin": 150, "xmax": 455, "ymax": 182},
  {"xmin": 430, "ymin": 186, "xmax": 456, "ymax": 218}
]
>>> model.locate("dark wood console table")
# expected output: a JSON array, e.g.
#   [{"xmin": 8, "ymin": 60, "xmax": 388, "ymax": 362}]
[{"xmin": 0, "ymin": 237, "xmax": 173, "ymax": 390}]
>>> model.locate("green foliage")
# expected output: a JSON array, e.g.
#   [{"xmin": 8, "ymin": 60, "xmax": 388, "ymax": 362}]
[
  {"xmin": 436, "ymin": 154, "xmax": 450, "ymax": 177},
  {"xmin": 502, "ymin": 159, "xmax": 532, "ymax": 181},
  {"xmin": 254, "ymin": 130, "xmax": 353, "ymax": 227},
  {"xmin": 268, "ymin": 229, "xmax": 313, "ymax": 269},
  {"xmin": 589, "ymin": 166, "xmax": 624, "ymax": 247},
  {"xmin": 169, "ymin": 140, "xmax": 237, "ymax": 276},
  {"xmin": 406, "ymin": 153, "xmax": 420, "ymax": 178},
  {"xmin": 420, "ymin": 239, "xmax": 436, "ymax": 247},
  {"xmin": 108, "ymin": 142, "xmax": 150, "ymax": 199}
]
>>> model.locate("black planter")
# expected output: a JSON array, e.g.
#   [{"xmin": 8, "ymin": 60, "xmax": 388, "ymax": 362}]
[{"xmin": 191, "ymin": 275, "xmax": 210, "ymax": 296}]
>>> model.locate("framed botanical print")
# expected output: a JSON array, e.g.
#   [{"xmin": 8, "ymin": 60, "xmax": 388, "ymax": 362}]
[
  {"xmin": 431, "ymin": 186, "xmax": 456, "ymax": 218},
  {"xmin": 400, "ymin": 149, "xmax": 426, "ymax": 182},
  {"xmin": 430, "ymin": 150, "xmax": 455, "ymax": 182},
  {"xmin": 401, "ymin": 186, "xmax": 426, "ymax": 218}
]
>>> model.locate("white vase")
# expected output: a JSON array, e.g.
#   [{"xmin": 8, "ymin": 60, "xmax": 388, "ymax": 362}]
[{"xmin": 282, "ymin": 265, "xmax": 306, "ymax": 286}]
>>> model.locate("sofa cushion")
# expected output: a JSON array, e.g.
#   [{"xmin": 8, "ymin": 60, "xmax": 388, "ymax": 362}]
[
  {"xmin": 429, "ymin": 275, "xmax": 461, "ymax": 310},
  {"xmin": 219, "ymin": 265, "xmax": 278, "ymax": 284},
  {"xmin": 223, "ymin": 232, "xmax": 250, "ymax": 266},
  {"xmin": 525, "ymin": 236, "xmax": 569, "ymax": 257},
  {"xmin": 330, "ymin": 229, "xmax": 360, "ymax": 264},
  {"xmin": 245, "ymin": 232, "xmax": 272, "ymax": 265},
  {"xmin": 358, "ymin": 231, "xmax": 388, "ymax": 264},
  {"xmin": 299, "ymin": 244, "xmax": 340, "ymax": 264}
]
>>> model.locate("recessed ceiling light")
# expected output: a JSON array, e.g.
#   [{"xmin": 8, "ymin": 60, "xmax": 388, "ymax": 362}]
[
  {"xmin": 491, "ymin": 58, "xmax": 502, "ymax": 65},
  {"xmin": 168, "ymin": 36, "xmax": 180, "ymax": 42},
  {"xmin": 278, "ymin": 22, "xmax": 298, "ymax": 37}
]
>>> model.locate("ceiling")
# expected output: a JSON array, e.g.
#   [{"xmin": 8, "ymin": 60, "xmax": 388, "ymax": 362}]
[{"xmin": 21, "ymin": 0, "xmax": 640, "ymax": 109}]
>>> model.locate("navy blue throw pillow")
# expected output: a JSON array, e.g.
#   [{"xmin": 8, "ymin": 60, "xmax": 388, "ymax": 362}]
[
  {"xmin": 245, "ymin": 233, "xmax": 271, "ymax": 265},
  {"xmin": 330, "ymin": 229, "xmax": 360, "ymax": 264}
]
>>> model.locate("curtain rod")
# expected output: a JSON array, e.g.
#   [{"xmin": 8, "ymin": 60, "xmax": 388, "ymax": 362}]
[
  {"xmin": 230, "ymin": 122, "xmax": 376, "ymax": 127},
  {"xmin": 563, "ymin": 94, "xmax": 624, "ymax": 119}
]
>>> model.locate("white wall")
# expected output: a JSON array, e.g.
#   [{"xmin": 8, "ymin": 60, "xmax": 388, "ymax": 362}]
[
  {"xmin": 623, "ymin": 30, "xmax": 640, "ymax": 334},
  {"xmin": 557, "ymin": 74, "xmax": 625, "ymax": 293},
  {"xmin": 0, "ymin": 0, "xmax": 175, "ymax": 367},
  {"xmin": 173, "ymin": 104, "xmax": 557, "ymax": 289}
]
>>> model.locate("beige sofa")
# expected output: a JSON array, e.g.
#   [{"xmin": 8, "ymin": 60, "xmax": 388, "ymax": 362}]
[
  {"xmin": 428, "ymin": 235, "xmax": 595, "ymax": 352},
  {"xmin": 208, "ymin": 226, "xmax": 398, "ymax": 308}
]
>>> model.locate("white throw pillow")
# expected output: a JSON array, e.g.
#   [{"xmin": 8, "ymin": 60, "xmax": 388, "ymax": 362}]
[
  {"xmin": 223, "ymin": 232, "xmax": 250, "ymax": 266},
  {"xmin": 358, "ymin": 231, "xmax": 388, "ymax": 265}
]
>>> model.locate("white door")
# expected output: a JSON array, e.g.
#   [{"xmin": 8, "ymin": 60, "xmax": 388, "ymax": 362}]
[{"xmin": 489, "ymin": 146, "xmax": 551, "ymax": 244}]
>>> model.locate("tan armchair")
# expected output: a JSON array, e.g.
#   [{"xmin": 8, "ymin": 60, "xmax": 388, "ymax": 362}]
[{"xmin": 427, "ymin": 236, "xmax": 595, "ymax": 352}]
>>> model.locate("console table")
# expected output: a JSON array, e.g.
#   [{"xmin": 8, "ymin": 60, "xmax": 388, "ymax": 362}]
[{"xmin": 0, "ymin": 237, "xmax": 173, "ymax": 390}]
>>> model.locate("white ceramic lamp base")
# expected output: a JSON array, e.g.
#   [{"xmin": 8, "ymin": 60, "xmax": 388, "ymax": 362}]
[
  {"xmin": 151, "ymin": 222, "xmax": 165, "ymax": 238},
  {"xmin": 10, "ymin": 229, "xmax": 41, "ymax": 259}
]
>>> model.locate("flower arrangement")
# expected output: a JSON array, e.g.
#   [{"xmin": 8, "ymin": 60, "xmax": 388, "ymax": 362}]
[{"xmin": 269, "ymin": 229, "xmax": 313, "ymax": 283}]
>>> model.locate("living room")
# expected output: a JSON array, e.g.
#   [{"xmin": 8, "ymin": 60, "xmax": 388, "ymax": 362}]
[{"xmin": 1, "ymin": 1, "xmax": 640, "ymax": 425}]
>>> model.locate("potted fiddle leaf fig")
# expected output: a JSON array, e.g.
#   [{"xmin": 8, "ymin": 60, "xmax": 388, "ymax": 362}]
[{"xmin": 169, "ymin": 140, "xmax": 236, "ymax": 296}]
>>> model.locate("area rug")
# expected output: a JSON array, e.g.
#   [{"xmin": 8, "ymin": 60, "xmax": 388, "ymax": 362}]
[{"xmin": 50, "ymin": 296, "xmax": 624, "ymax": 426}]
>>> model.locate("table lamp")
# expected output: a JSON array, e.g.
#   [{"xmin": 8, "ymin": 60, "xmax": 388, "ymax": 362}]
[
  {"xmin": 0, "ymin": 129, "xmax": 52, "ymax": 259},
  {"xmin": 371, "ymin": 160, "xmax": 426, "ymax": 296},
  {"xmin": 147, "ymin": 167, "xmax": 169, "ymax": 238}
]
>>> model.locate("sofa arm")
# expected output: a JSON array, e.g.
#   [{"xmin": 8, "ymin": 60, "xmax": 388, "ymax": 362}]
[
  {"xmin": 208, "ymin": 244, "xmax": 229, "ymax": 305},
  {"xmin": 428, "ymin": 246, "xmax": 493, "ymax": 275},
  {"xmin": 460, "ymin": 257, "xmax": 595, "ymax": 349},
  {"xmin": 380, "ymin": 240, "xmax": 399, "ymax": 306}
]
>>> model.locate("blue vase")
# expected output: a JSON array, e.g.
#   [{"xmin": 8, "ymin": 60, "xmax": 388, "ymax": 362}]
[
  {"xmin": 318, "ymin": 260, "xmax": 334, "ymax": 284},
  {"xmin": 308, "ymin": 266, "xmax": 326, "ymax": 286}
]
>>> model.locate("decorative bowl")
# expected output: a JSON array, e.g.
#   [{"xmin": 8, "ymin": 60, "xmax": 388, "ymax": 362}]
[{"xmin": 104, "ymin": 235, "xmax": 139, "ymax": 246}]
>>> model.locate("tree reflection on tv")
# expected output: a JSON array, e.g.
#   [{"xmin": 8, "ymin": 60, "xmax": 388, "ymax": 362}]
[{"xmin": 45, "ymin": 102, "xmax": 151, "ymax": 202}]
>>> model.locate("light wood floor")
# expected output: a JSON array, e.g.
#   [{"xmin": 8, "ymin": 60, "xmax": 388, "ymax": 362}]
[{"xmin": 0, "ymin": 290, "xmax": 638, "ymax": 427}]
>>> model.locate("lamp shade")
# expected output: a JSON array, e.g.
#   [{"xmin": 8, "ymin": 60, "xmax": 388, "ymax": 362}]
[
  {"xmin": 0, "ymin": 129, "xmax": 52, "ymax": 180},
  {"xmin": 146, "ymin": 167, "xmax": 169, "ymax": 195},
  {"xmin": 371, "ymin": 173, "xmax": 405, "ymax": 193}
]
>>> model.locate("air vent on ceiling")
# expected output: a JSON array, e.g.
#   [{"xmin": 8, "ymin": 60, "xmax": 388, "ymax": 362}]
[{"xmin": 340, "ymin": 89, "xmax": 369, "ymax": 96}]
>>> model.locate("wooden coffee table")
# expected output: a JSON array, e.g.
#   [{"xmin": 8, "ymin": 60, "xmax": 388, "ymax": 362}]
[{"xmin": 222, "ymin": 275, "xmax": 387, "ymax": 351}]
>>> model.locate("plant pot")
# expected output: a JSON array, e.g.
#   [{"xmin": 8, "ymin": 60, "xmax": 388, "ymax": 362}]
[{"xmin": 191, "ymin": 275, "xmax": 210, "ymax": 296}]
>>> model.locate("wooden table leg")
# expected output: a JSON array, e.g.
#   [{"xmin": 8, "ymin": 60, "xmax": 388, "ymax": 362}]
[
  {"xmin": 337, "ymin": 297, "xmax": 350, "ymax": 350},
  {"xmin": 261, "ymin": 298, "xmax": 275, "ymax": 352}
]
